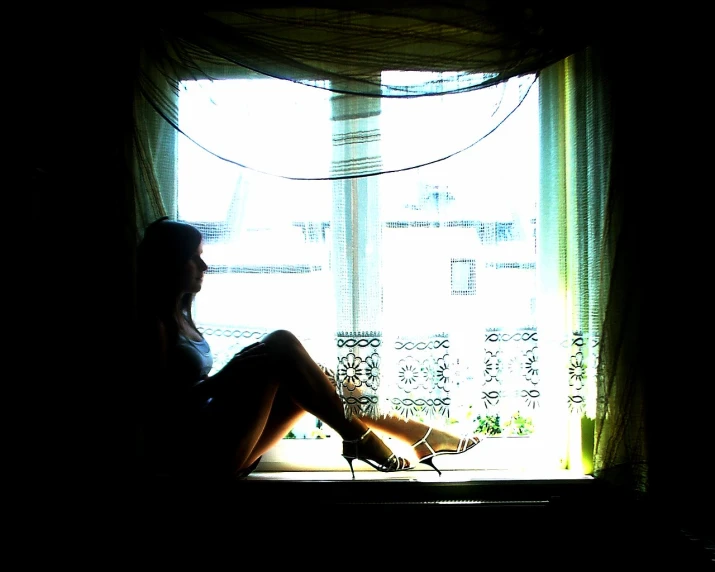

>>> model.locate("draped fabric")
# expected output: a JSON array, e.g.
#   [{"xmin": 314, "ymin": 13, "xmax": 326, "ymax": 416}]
[
  {"xmin": 129, "ymin": 3, "xmax": 639, "ymax": 480},
  {"xmin": 538, "ymin": 49, "xmax": 611, "ymax": 471},
  {"xmin": 591, "ymin": 47, "xmax": 647, "ymax": 492},
  {"xmin": 134, "ymin": 3, "xmax": 600, "ymax": 226}
]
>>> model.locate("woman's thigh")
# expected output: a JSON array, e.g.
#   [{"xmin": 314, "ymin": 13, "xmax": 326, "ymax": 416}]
[{"xmin": 186, "ymin": 342, "xmax": 283, "ymax": 477}]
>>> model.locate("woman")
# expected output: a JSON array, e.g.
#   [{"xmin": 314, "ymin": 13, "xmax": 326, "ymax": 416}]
[{"xmin": 136, "ymin": 216, "xmax": 483, "ymax": 482}]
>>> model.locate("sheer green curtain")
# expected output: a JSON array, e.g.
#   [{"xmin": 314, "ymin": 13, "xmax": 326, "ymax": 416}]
[
  {"xmin": 130, "ymin": 3, "xmax": 638, "ymax": 479},
  {"xmin": 538, "ymin": 47, "xmax": 611, "ymax": 471}
]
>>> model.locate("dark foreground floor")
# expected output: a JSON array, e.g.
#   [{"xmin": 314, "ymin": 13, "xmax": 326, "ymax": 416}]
[{"xmin": 129, "ymin": 470, "xmax": 713, "ymax": 568}]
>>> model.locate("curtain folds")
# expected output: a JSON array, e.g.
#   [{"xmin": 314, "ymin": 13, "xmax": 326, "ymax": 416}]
[
  {"xmin": 133, "ymin": 2, "xmax": 600, "ymax": 227},
  {"xmin": 592, "ymin": 85, "xmax": 647, "ymax": 493},
  {"xmin": 538, "ymin": 48, "xmax": 611, "ymax": 471},
  {"xmin": 130, "ymin": 3, "xmax": 641, "ymax": 487}
]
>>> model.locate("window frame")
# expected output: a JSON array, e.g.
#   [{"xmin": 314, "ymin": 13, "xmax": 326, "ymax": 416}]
[{"xmin": 171, "ymin": 70, "xmax": 548, "ymax": 474}]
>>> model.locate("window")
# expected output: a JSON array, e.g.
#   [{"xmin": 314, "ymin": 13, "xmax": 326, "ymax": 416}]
[{"xmin": 175, "ymin": 72, "xmax": 546, "ymax": 472}]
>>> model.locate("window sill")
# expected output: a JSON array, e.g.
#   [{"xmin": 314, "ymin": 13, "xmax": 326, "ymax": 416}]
[
  {"xmin": 239, "ymin": 464, "xmax": 596, "ymax": 507},
  {"xmin": 257, "ymin": 434, "xmax": 563, "ymax": 474}
]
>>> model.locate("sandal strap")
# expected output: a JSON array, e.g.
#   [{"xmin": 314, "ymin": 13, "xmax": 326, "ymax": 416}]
[
  {"xmin": 343, "ymin": 427, "xmax": 372, "ymax": 445},
  {"xmin": 411, "ymin": 427, "xmax": 437, "ymax": 460},
  {"xmin": 342, "ymin": 428, "xmax": 411, "ymax": 472}
]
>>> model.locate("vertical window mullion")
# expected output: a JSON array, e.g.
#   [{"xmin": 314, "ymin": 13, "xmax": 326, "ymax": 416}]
[{"xmin": 330, "ymin": 80, "xmax": 383, "ymax": 334}]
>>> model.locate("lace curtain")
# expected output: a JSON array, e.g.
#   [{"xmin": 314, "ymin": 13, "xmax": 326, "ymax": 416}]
[{"xmin": 131, "ymin": 3, "xmax": 628, "ymax": 475}]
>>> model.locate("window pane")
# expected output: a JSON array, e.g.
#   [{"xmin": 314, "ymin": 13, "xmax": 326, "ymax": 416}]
[
  {"xmin": 176, "ymin": 73, "xmax": 542, "ymax": 464},
  {"xmin": 377, "ymin": 72, "xmax": 539, "ymax": 431},
  {"xmin": 177, "ymin": 78, "xmax": 336, "ymax": 365}
]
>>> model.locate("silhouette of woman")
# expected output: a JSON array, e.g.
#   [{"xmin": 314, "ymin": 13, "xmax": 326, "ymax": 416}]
[{"xmin": 136, "ymin": 217, "xmax": 484, "ymax": 482}]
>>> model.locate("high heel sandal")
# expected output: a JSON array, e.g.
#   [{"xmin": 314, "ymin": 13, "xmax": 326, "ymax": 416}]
[
  {"xmin": 342, "ymin": 428, "xmax": 412, "ymax": 479},
  {"xmin": 411, "ymin": 427, "xmax": 485, "ymax": 476}
]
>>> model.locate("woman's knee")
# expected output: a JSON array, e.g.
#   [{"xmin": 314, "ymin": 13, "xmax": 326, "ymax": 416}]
[{"xmin": 262, "ymin": 329, "xmax": 302, "ymax": 352}]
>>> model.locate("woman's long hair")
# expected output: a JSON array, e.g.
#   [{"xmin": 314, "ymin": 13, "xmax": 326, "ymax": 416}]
[
  {"xmin": 136, "ymin": 217, "xmax": 203, "ymax": 351},
  {"xmin": 135, "ymin": 217, "xmax": 203, "ymax": 474}
]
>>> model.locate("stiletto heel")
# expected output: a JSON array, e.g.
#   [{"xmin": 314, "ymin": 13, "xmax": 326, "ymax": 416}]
[
  {"xmin": 419, "ymin": 456, "xmax": 442, "ymax": 476},
  {"xmin": 342, "ymin": 428, "xmax": 412, "ymax": 479},
  {"xmin": 344, "ymin": 457, "xmax": 357, "ymax": 478},
  {"xmin": 411, "ymin": 427, "xmax": 485, "ymax": 476}
]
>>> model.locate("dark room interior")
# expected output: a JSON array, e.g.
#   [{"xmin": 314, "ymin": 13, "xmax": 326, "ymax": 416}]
[{"xmin": 25, "ymin": 2, "xmax": 712, "ymax": 564}]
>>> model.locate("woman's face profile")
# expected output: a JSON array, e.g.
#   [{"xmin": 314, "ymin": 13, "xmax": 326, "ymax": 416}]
[{"xmin": 181, "ymin": 241, "xmax": 208, "ymax": 294}]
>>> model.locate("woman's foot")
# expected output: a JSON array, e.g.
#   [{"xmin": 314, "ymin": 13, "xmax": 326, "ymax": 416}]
[
  {"xmin": 411, "ymin": 427, "xmax": 484, "ymax": 476},
  {"xmin": 342, "ymin": 428, "xmax": 412, "ymax": 478},
  {"xmin": 411, "ymin": 427, "xmax": 482, "ymax": 459}
]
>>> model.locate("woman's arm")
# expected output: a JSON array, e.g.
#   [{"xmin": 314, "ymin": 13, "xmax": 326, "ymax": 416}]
[{"xmin": 192, "ymin": 341, "xmax": 271, "ymax": 398}]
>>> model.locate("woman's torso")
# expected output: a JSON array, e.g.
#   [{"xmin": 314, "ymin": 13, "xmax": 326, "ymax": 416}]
[
  {"xmin": 146, "ymin": 321, "xmax": 215, "ymax": 476},
  {"xmin": 175, "ymin": 332, "xmax": 213, "ymax": 381}
]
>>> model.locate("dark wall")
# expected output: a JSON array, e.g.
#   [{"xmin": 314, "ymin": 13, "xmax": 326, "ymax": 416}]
[
  {"xmin": 601, "ymin": 27, "xmax": 711, "ymax": 536},
  {"xmin": 27, "ymin": 12, "xmax": 141, "ymax": 507}
]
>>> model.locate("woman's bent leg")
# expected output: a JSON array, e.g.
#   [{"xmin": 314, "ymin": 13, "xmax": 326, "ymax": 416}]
[
  {"xmin": 259, "ymin": 330, "xmax": 409, "ymax": 469},
  {"xmin": 197, "ymin": 365, "xmax": 281, "ymax": 478},
  {"xmin": 200, "ymin": 330, "xmax": 411, "ymax": 479},
  {"xmin": 259, "ymin": 330, "xmax": 366, "ymax": 438},
  {"xmin": 195, "ymin": 341, "xmax": 304, "ymax": 476},
  {"xmin": 240, "ymin": 388, "xmax": 305, "ymax": 467}
]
